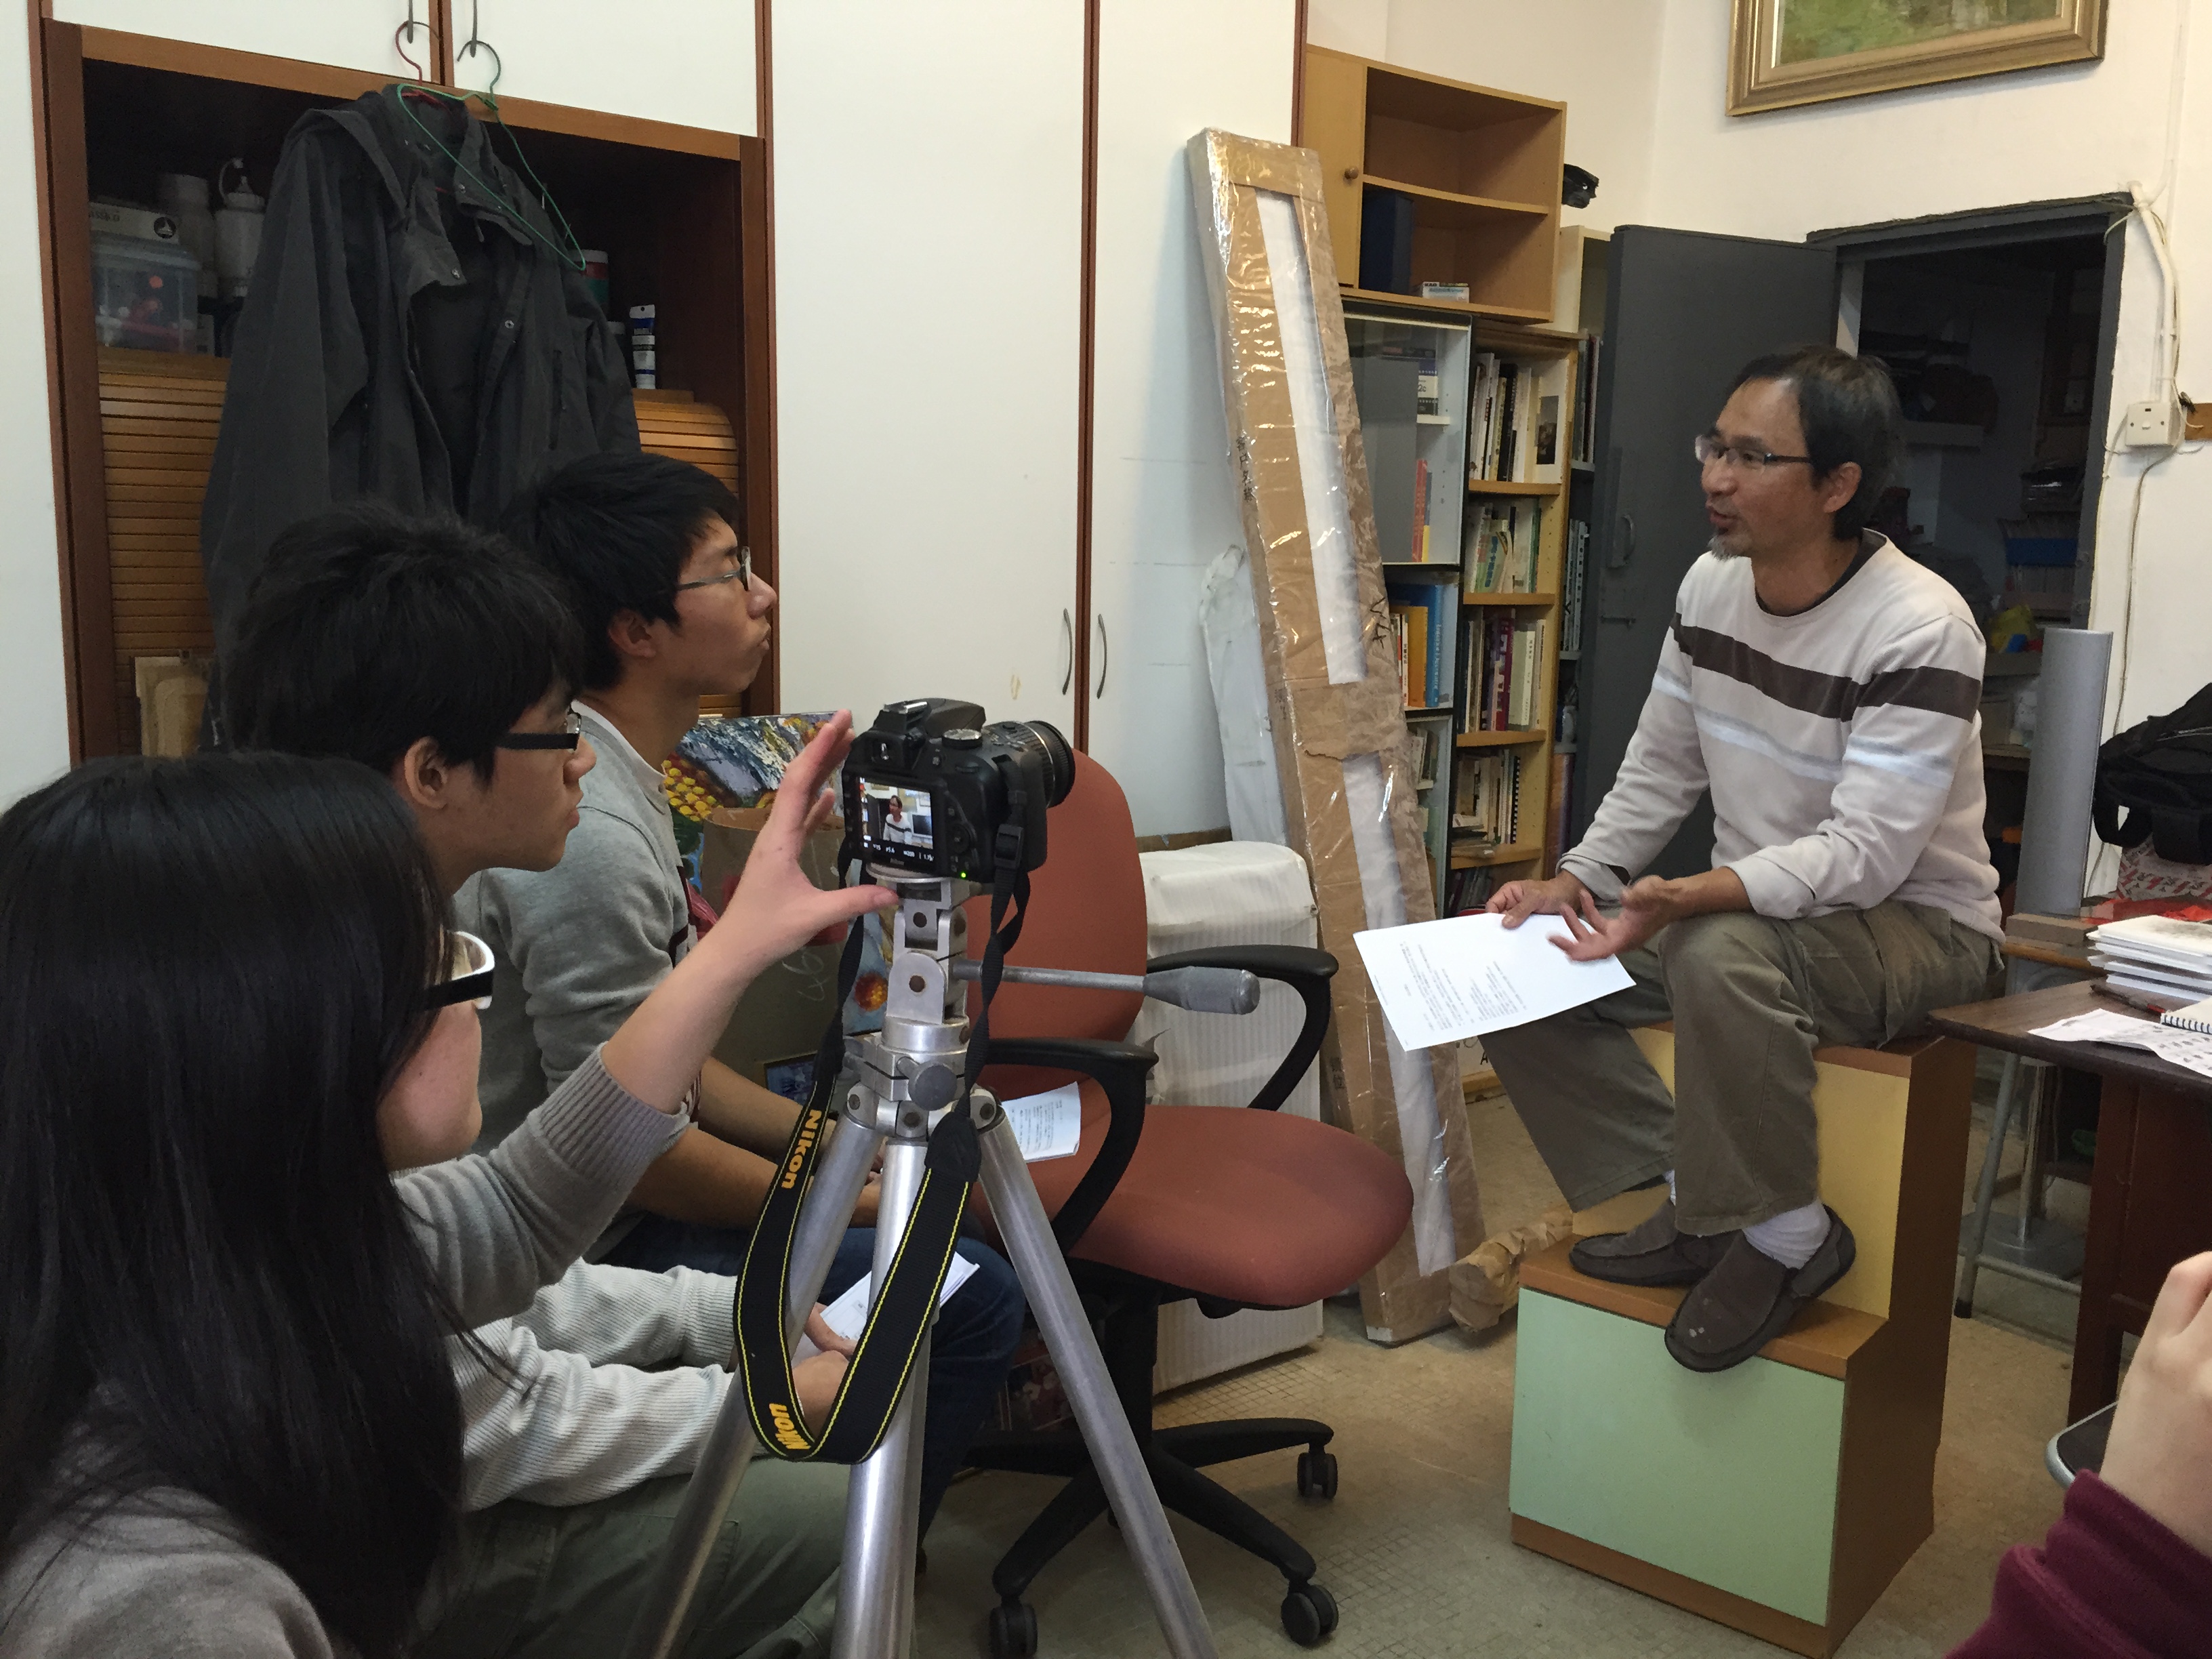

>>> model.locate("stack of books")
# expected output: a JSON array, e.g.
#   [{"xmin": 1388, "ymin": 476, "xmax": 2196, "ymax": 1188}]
[
  {"xmin": 1459, "ymin": 613, "xmax": 1546, "ymax": 732},
  {"xmin": 1452, "ymin": 753, "xmax": 1523, "ymax": 851},
  {"xmin": 1387, "ymin": 581, "xmax": 1450, "ymax": 710},
  {"xmin": 2087, "ymin": 914, "xmax": 2212, "ymax": 1006}
]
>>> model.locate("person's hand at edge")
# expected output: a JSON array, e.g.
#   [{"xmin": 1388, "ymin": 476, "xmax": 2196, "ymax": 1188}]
[
  {"xmin": 795, "ymin": 1350, "xmax": 849, "ymax": 1425},
  {"xmin": 1486, "ymin": 871, "xmax": 1590, "ymax": 928},
  {"xmin": 804, "ymin": 1302, "xmax": 859, "ymax": 1360},
  {"xmin": 2099, "ymin": 1250, "xmax": 2212, "ymax": 1557}
]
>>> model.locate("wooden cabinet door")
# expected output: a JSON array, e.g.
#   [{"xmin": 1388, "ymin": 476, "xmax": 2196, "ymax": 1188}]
[
  {"xmin": 449, "ymin": 2, "xmax": 757, "ymax": 136},
  {"xmin": 50, "ymin": 0, "xmax": 424, "ymax": 77},
  {"xmin": 1086, "ymin": 0, "xmax": 1296, "ymax": 836},
  {"xmin": 1298, "ymin": 46, "xmax": 1368, "ymax": 288},
  {"xmin": 771, "ymin": 2, "xmax": 1084, "ymax": 735}
]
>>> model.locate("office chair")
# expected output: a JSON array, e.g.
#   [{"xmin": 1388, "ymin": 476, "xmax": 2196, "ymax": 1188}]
[{"xmin": 962, "ymin": 752, "xmax": 1414, "ymax": 1656}]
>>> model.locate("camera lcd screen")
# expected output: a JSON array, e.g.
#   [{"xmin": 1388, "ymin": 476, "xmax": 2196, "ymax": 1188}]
[{"xmin": 858, "ymin": 781, "xmax": 936, "ymax": 862}]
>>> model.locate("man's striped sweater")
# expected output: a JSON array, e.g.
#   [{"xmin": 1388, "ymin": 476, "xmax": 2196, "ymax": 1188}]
[{"xmin": 1559, "ymin": 532, "xmax": 2004, "ymax": 941}]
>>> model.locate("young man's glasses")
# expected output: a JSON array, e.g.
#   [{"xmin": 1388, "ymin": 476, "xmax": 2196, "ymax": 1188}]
[
  {"xmin": 674, "ymin": 546, "xmax": 753, "ymax": 596},
  {"xmin": 491, "ymin": 710, "xmax": 584, "ymax": 752},
  {"xmin": 427, "ymin": 930, "xmax": 496, "ymax": 1010},
  {"xmin": 1694, "ymin": 434, "xmax": 1814, "ymax": 473}
]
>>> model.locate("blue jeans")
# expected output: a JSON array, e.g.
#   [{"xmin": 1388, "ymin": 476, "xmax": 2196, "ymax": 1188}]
[{"xmin": 605, "ymin": 1215, "xmax": 1025, "ymax": 1533}]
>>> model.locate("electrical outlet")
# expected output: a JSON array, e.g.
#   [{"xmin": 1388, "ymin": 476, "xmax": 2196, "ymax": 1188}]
[{"xmin": 2123, "ymin": 397, "xmax": 2185, "ymax": 448}]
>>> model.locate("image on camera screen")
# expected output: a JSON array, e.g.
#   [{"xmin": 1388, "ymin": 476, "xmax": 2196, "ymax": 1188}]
[{"xmin": 859, "ymin": 782, "xmax": 935, "ymax": 857}]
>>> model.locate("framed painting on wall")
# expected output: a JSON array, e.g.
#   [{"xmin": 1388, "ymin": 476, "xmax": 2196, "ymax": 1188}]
[{"xmin": 1729, "ymin": 0, "xmax": 2107, "ymax": 115}]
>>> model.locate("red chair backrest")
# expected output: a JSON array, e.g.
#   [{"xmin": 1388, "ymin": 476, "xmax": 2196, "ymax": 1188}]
[{"xmin": 964, "ymin": 750, "xmax": 1147, "ymax": 1042}]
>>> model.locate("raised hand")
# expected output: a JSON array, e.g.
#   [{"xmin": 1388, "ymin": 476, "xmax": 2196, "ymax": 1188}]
[{"xmin": 2099, "ymin": 1251, "xmax": 2212, "ymax": 1555}]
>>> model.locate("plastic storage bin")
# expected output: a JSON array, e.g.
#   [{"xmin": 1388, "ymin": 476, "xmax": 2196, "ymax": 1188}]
[{"xmin": 92, "ymin": 232, "xmax": 199, "ymax": 352}]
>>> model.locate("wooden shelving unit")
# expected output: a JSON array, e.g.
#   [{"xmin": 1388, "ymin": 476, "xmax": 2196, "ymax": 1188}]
[{"xmin": 1300, "ymin": 47, "xmax": 1565, "ymax": 321}]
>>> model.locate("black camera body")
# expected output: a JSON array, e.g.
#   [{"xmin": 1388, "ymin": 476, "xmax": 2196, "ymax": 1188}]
[{"xmin": 843, "ymin": 699, "xmax": 1073, "ymax": 880}]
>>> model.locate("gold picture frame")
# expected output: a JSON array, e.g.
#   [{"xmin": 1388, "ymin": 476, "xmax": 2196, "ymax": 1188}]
[{"xmin": 1729, "ymin": 0, "xmax": 2107, "ymax": 116}]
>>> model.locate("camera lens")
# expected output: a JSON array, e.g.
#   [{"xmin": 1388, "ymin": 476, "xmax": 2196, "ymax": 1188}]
[{"xmin": 990, "ymin": 720, "xmax": 1074, "ymax": 808}]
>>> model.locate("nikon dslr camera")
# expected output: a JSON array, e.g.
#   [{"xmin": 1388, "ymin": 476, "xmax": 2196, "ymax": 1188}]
[{"xmin": 842, "ymin": 699, "xmax": 1073, "ymax": 880}]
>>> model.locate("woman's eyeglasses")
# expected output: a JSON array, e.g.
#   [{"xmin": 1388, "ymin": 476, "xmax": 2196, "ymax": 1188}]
[
  {"xmin": 492, "ymin": 710, "xmax": 584, "ymax": 752},
  {"xmin": 674, "ymin": 546, "xmax": 753, "ymax": 596},
  {"xmin": 427, "ymin": 930, "xmax": 496, "ymax": 1011}
]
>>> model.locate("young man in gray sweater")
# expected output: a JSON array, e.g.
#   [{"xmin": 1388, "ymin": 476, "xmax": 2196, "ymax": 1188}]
[
  {"xmin": 1484, "ymin": 346, "xmax": 2002, "ymax": 1373},
  {"xmin": 465, "ymin": 453, "xmax": 1025, "ymax": 1535},
  {"xmin": 224, "ymin": 506, "xmax": 855, "ymax": 1656}
]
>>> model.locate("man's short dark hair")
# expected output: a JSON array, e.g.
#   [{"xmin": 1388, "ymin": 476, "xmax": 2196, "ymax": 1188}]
[
  {"xmin": 499, "ymin": 452, "xmax": 743, "ymax": 691},
  {"xmin": 1727, "ymin": 345, "xmax": 1903, "ymax": 541},
  {"xmin": 222, "ymin": 503, "xmax": 585, "ymax": 778}
]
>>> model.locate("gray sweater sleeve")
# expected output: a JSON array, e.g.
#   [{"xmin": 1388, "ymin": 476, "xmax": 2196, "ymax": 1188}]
[
  {"xmin": 1558, "ymin": 628, "xmax": 1710, "ymax": 903},
  {"xmin": 398, "ymin": 1048, "xmax": 687, "ymax": 1330}
]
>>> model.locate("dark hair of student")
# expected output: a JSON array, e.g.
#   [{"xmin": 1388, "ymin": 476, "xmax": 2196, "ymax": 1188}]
[
  {"xmin": 500, "ymin": 451, "xmax": 744, "ymax": 691},
  {"xmin": 1728, "ymin": 344, "xmax": 1904, "ymax": 541},
  {"xmin": 0, "ymin": 754, "xmax": 462, "ymax": 1656},
  {"xmin": 221, "ymin": 501, "xmax": 586, "ymax": 777}
]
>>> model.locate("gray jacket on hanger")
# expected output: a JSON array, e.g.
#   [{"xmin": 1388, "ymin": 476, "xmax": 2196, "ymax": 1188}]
[{"xmin": 199, "ymin": 87, "xmax": 636, "ymax": 659}]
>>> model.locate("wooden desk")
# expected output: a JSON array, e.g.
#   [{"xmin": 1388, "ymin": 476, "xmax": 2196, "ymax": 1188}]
[{"xmin": 1928, "ymin": 981, "xmax": 2212, "ymax": 1418}]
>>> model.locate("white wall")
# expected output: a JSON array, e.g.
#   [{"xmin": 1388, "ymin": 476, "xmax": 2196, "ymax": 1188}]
[{"xmin": 1, "ymin": 21, "xmax": 74, "ymax": 802}]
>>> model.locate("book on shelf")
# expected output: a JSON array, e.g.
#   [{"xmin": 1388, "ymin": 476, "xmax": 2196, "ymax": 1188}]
[
  {"xmin": 1411, "ymin": 722, "xmax": 1444, "ymax": 790},
  {"xmin": 1458, "ymin": 611, "xmax": 1544, "ymax": 733},
  {"xmin": 1469, "ymin": 352, "xmax": 1568, "ymax": 485},
  {"xmin": 1443, "ymin": 865, "xmax": 1496, "ymax": 916},
  {"xmin": 1561, "ymin": 519, "xmax": 1589, "ymax": 643},
  {"xmin": 1416, "ymin": 354, "xmax": 1440, "ymax": 417},
  {"xmin": 1452, "ymin": 752, "xmax": 1523, "ymax": 849},
  {"xmin": 1528, "ymin": 356, "xmax": 1570, "ymax": 485},
  {"xmin": 1411, "ymin": 456, "xmax": 1430, "ymax": 562},
  {"xmin": 1470, "ymin": 352, "xmax": 1498, "ymax": 485},
  {"xmin": 1572, "ymin": 335, "xmax": 1600, "ymax": 468},
  {"xmin": 1462, "ymin": 501, "xmax": 1540, "ymax": 594},
  {"xmin": 1507, "ymin": 619, "xmax": 1544, "ymax": 729}
]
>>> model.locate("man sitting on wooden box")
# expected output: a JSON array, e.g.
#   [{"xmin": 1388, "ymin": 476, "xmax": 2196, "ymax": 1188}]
[{"xmin": 1483, "ymin": 346, "xmax": 2003, "ymax": 1374}]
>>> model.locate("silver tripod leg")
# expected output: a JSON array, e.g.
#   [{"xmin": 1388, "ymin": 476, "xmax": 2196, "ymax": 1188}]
[
  {"xmin": 621, "ymin": 1105, "xmax": 882, "ymax": 1659},
  {"xmin": 976, "ymin": 1107, "xmax": 1218, "ymax": 1659},
  {"xmin": 830, "ymin": 1135, "xmax": 934, "ymax": 1659}
]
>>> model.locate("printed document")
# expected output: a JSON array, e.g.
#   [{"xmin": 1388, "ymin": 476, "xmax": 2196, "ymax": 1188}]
[
  {"xmin": 1353, "ymin": 912, "xmax": 1633, "ymax": 1050},
  {"xmin": 1002, "ymin": 1082, "xmax": 1083, "ymax": 1162},
  {"xmin": 2028, "ymin": 1006, "xmax": 2212, "ymax": 1082},
  {"xmin": 794, "ymin": 1254, "xmax": 981, "ymax": 1362}
]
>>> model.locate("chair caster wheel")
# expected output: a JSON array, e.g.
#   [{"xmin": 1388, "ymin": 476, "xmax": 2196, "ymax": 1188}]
[
  {"xmin": 1296, "ymin": 1448, "xmax": 1338, "ymax": 1500},
  {"xmin": 989, "ymin": 1600, "xmax": 1039, "ymax": 1659},
  {"xmin": 1280, "ymin": 1580, "xmax": 1338, "ymax": 1645}
]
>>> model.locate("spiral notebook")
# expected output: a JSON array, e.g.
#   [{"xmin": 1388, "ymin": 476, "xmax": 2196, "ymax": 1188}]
[{"xmin": 2160, "ymin": 995, "xmax": 2212, "ymax": 1036}]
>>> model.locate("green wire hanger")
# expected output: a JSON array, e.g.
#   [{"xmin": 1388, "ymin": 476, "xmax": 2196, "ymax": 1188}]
[{"xmin": 390, "ymin": 0, "xmax": 588, "ymax": 274}]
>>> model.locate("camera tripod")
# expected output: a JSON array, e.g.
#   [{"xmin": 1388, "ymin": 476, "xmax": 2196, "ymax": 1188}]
[{"xmin": 622, "ymin": 867, "xmax": 1237, "ymax": 1659}]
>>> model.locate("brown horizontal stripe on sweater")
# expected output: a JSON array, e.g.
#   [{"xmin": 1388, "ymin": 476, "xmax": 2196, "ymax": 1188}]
[{"xmin": 1671, "ymin": 618, "xmax": 1982, "ymax": 722}]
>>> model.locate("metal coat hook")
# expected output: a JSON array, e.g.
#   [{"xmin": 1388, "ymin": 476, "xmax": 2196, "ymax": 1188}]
[
  {"xmin": 456, "ymin": 0, "xmax": 503, "ymax": 96},
  {"xmin": 394, "ymin": 0, "xmax": 428, "ymax": 81}
]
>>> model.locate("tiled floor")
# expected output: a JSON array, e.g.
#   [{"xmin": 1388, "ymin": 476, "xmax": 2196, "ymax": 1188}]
[{"xmin": 912, "ymin": 1065, "xmax": 2083, "ymax": 1658}]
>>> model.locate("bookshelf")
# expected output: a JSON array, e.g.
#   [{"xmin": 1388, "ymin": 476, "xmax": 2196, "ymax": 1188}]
[
  {"xmin": 1300, "ymin": 48, "xmax": 1565, "ymax": 321},
  {"xmin": 1443, "ymin": 323, "xmax": 1579, "ymax": 913}
]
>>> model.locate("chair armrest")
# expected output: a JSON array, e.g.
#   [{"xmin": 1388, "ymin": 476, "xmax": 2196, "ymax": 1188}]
[
  {"xmin": 1143, "ymin": 945, "xmax": 1336, "ymax": 1113},
  {"xmin": 985, "ymin": 1037, "xmax": 1156, "ymax": 1253}
]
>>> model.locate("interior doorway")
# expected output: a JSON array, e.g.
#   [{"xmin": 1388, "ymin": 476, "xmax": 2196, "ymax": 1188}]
[{"xmin": 1816, "ymin": 198, "xmax": 2127, "ymax": 909}]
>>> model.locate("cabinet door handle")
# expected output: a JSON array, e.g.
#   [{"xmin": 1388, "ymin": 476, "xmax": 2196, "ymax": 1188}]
[
  {"xmin": 1343, "ymin": 165, "xmax": 1361, "ymax": 184},
  {"xmin": 1060, "ymin": 610, "xmax": 1073, "ymax": 695},
  {"xmin": 1094, "ymin": 616, "xmax": 1109, "ymax": 699}
]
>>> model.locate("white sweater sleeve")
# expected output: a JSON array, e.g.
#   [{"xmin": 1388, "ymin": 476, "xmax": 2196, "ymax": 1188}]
[
  {"xmin": 1558, "ymin": 631, "xmax": 1711, "ymax": 903},
  {"xmin": 508, "ymin": 1261, "xmax": 737, "ymax": 1368}
]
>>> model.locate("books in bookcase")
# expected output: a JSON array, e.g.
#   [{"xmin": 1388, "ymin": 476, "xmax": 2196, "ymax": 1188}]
[
  {"xmin": 1457, "ymin": 612, "xmax": 1547, "ymax": 733},
  {"xmin": 1561, "ymin": 519, "xmax": 1589, "ymax": 644},
  {"xmin": 1469, "ymin": 350, "xmax": 1570, "ymax": 486},
  {"xmin": 1387, "ymin": 579, "xmax": 1451, "ymax": 710},
  {"xmin": 1462, "ymin": 500, "xmax": 1541, "ymax": 593},
  {"xmin": 1452, "ymin": 752, "xmax": 1523, "ymax": 848}
]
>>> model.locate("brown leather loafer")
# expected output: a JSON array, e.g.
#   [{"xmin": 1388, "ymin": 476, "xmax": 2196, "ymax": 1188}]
[
  {"xmin": 1664, "ymin": 1209, "xmax": 1857, "ymax": 1374},
  {"xmin": 1569, "ymin": 1197, "xmax": 1738, "ymax": 1288}
]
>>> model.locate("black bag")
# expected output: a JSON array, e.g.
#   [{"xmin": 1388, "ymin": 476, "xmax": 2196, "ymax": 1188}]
[{"xmin": 2093, "ymin": 682, "xmax": 2212, "ymax": 864}]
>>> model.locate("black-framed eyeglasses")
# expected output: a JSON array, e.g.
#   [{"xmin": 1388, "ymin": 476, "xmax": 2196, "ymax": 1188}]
[
  {"xmin": 492, "ymin": 710, "xmax": 584, "ymax": 752},
  {"xmin": 427, "ymin": 930, "xmax": 496, "ymax": 1011},
  {"xmin": 1694, "ymin": 434, "xmax": 1814, "ymax": 472},
  {"xmin": 674, "ymin": 546, "xmax": 753, "ymax": 595}
]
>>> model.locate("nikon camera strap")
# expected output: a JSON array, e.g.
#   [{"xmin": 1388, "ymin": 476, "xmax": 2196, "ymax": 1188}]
[{"xmin": 733, "ymin": 821, "xmax": 1030, "ymax": 1465}]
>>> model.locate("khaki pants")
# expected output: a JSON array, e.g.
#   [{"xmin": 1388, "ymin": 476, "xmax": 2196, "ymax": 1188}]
[
  {"xmin": 416, "ymin": 1460, "xmax": 848, "ymax": 1659},
  {"xmin": 1481, "ymin": 901, "xmax": 2000, "ymax": 1235}
]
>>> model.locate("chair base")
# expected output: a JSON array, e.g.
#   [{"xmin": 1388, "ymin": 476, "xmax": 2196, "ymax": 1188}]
[{"xmin": 966, "ymin": 1418, "xmax": 1333, "ymax": 1599}]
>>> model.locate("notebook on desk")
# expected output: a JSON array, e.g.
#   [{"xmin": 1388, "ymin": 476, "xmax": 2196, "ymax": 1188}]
[{"xmin": 2161, "ymin": 995, "xmax": 2212, "ymax": 1037}]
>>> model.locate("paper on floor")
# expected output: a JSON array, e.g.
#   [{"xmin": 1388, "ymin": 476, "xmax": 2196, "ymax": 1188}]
[
  {"xmin": 792, "ymin": 1253, "xmax": 981, "ymax": 1363},
  {"xmin": 1353, "ymin": 912, "xmax": 1633, "ymax": 1050},
  {"xmin": 2028, "ymin": 1007, "xmax": 2212, "ymax": 1080},
  {"xmin": 1001, "ymin": 1082, "xmax": 1082, "ymax": 1162}
]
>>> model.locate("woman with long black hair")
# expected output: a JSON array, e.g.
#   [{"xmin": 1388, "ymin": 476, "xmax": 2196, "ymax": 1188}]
[{"xmin": 0, "ymin": 716, "xmax": 892, "ymax": 1658}]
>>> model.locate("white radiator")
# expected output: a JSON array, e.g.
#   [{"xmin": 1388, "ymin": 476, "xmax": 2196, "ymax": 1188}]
[{"xmin": 1128, "ymin": 842, "xmax": 1326, "ymax": 1393}]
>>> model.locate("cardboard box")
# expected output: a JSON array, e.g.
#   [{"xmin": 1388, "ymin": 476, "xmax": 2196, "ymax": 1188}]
[{"xmin": 1188, "ymin": 129, "xmax": 1486, "ymax": 1343}]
